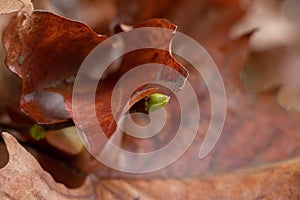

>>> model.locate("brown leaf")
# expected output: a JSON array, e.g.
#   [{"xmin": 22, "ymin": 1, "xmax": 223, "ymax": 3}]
[
  {"xmin": 233, "ymin": 0, "xmax": 300, "ymax": 112},
  {"xmin": 0, "ymin": 132, "xmax": 98, "ymax": 199},
  {"xmin": 97, "ymin": 158, "xmax": 300, "ymax": 199},
  {"xmin": 116, "ymin": 0, "xmax": 246, "ymax": 57},
  {"xmin": 3, "ymin": 11, "xmax": 107, "ymax": 124},
  {"xmin": 3, "ymin": 12, "xmax": 188, "ymax": 158},
  {"xmin": 0, "ymin": 0, "xmax": 33, "ymax": 15},
  {"xmin": 42, "ymin": 0, "xmax": 117, "ymax": 35},
  {"xmin": 76, "ymin": 1, "xmax": 300, "ymax": 180},
  {"xmin": 72, "ymin": 18, "xmax": 188, "ymax": 155},
  {"xmin": 45, "ymin": 127, "xmax": 84, "ymax": 155},
  {"xmin": 0, "ymin": 14, "xmax": 34, "ymax": 127},
  {"xmin": 243, "ymin": 44, "xmax": 300, "ymax": 113},
  {"xmin": 78, "ymin": 0, "xmax": 252, "ymax": 178},
  {"xmin": 116, "ymin": 0, "xmax": 173, "ymax": 25},
  {"xmin": 1, "ymin": 131, "xmax": 300, "ymax": 199}
]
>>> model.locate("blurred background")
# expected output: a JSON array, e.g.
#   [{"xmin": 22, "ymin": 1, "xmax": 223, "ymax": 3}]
[{"xmin": 0, "ymin": 0, "xmax": 300, "ymax": 189}]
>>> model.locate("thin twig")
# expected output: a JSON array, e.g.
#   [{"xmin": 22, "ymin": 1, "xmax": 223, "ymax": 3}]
[{"xmin": 0, "ymin": 119, "xmax": 75, "ymax": 133}]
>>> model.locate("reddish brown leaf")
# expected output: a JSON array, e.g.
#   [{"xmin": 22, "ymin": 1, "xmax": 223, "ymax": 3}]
[
  {"xmin": 3, "ymin": 11, "xmax": 107, "ymax": 124},
  {"xmin": 72, "ymin": 18, "xmax": 188, "ymax": 154},
  {"xmin": 116, "ymin": 0, "xmax": 173, "ymax": 25},
  {"xmin": 147, "ymin": 0, "xmax": 300, "ymax": 178},
  {"xmin": 3, "ymin": 12, "xmax": 188, "ymax": 159},
  {"xmin": 73, "ymin": 1, "xmax": 300, "ymax": 181},
  {"xmin": 72, "ymin": 0, "xmax": 250, "ymax": 178},
  {"xmin": 36, "ymin": 0, "xmax": 117, "ymax": 35},
  {"xmin": 116, "ymin": 0, "xmax": 246, "ymax": 57}
]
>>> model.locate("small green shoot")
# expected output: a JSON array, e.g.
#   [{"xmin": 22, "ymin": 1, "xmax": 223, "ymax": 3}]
[
  {"xmin": 146, "ymin": 93, "xmax": 170, "ymax": 112},
  {"xmin": 30, "ymin": 124, "xmax": 46, "ymax": 140}
]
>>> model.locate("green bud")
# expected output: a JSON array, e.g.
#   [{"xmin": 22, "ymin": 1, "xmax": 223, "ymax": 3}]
[
  {"xmin": 146, "ymin": 93, "xmax": 170, "ymax": 112},
  {"xmin": 30, "ymin": 124, "xmax": 46, "ymax": 140}
]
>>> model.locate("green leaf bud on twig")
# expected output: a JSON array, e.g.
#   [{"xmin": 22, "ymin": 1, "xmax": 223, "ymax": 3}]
[{"xmin": 146, "ymin": 93, "xmax": 170, "ymax": 112}]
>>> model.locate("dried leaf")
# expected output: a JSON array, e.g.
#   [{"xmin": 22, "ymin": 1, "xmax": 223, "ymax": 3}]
[
  {"xmin": 116, "ymin": 0, "xmax": 173, "ymax": 25},
  {"xmin": 233, "ymin": 0, "xmax": 300, "ymax": 112},
  {"xmin": 3, "ymin": 11, "xmax": 107, "ymax": 124},
  {"xmin": 79, "ymin": 0, "xmax": 253, "ymax": 178},
  {"xmin": 116, "ymin": 0, "xmax": 246, "ymax": 57},
  {"xmin": 1, "ymin": 132, "xmax": 300, "ymax": 199},
  {"xmin": 43, "ymin": 0, "xmax": 117, "ymax": 34},
  {"xmin": 3, "ymin": 12, "xmax": 188, "ymax": 157},
  {"xmin": 0, "ymin": 132, "xmax": 98, "ymax": 199},
  {"xmin": 80, "ymin": 14, "xmax": 300, "ymax": 181},
  {"xmin": 231, "ymin": 0, "xmax": 298, "ymax": 51},
  {"xmin": 97, "ymin": 158, "xmax": 300, "ymax": 199},
  {"xmin": 0, "ymin": 0, "xmax": 33, "ymax": 15},
  {"xmin": 0, "ymin": 14, "xmax": 34, "ymax": 126},
  {"xmin": 45, "ymin": 127, "xmax": 83, "ymax": 155}
]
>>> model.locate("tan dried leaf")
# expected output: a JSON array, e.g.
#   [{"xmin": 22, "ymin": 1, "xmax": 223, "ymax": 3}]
[
  {"xmin": 97, "ymin": 158, "xmax": 300, "ymax": 199},
  {"xmin": 1, "ymin": 132, "xmax": 300, "ymax": 199},
  {"xmin": 0, "ymin": 132, "xmax": 99, "ymax": 200},
  {"xmin": 45, "ymin": 127, "xmax": 84, "ymax": 155},
  {"xmin": 232, "ymin": 0, "xmax": 300, "ymax": 112},
  {"xmin": 0, "ymin": 0, "xmax": 33, "ymax": 15}
]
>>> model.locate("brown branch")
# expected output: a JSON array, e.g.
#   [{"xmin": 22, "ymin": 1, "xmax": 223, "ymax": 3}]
[{"xmin": 0, "ymin": 119, "xmax": 75, "ymax": 133}]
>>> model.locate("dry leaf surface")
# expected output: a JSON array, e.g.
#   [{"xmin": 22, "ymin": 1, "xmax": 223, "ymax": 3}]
[
  {"xmin": 0, "ymin": 132, "xmax": 98, "ymax": 200},
  {"xmin": 1, "ymin": 132, "xmax": 300, "ymax": 199}
]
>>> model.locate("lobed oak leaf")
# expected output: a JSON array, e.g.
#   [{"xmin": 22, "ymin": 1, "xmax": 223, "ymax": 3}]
[
  {"xmin": 3, "ymin": 11, "xmax": 188, "ymax": 157},
  {"xmin": 232, "ymin": 0, "xmax": 300, "ymax": 112}
]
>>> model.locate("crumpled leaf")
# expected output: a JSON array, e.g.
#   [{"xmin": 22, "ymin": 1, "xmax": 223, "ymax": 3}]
[
  {"xmin": 3, "ymin": 11, "xmax": 188, "ymax": 155},
  {"xmin": 3, "ymin": 11, "xmax": 187, "ymax": 119},
  {"xmin": 84, "ymin": 29, "xmax": 256, "ymax": 179},
  {"xmin": 0, "ymin": 132, "xmax": 97, "ymax": 199},
  {"xmin": 0, "ymin": 0, "xmax": 33, "ymax": 15},
  {"xmin": 85, "ymin": 0, "xmax": 247, "ymax": 176},
  {"xmin": 3, "ymin": 11, "xmax": 107, "ymax": 124},
  {"xmin": 75, "ymin": 0, "xmax": 300, "ymax": 181}
]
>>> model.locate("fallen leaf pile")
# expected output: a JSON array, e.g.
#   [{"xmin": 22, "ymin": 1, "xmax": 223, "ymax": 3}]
[{"xmin": 1, "ymin": 0, "xmax": 300, "ymax": 199}]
